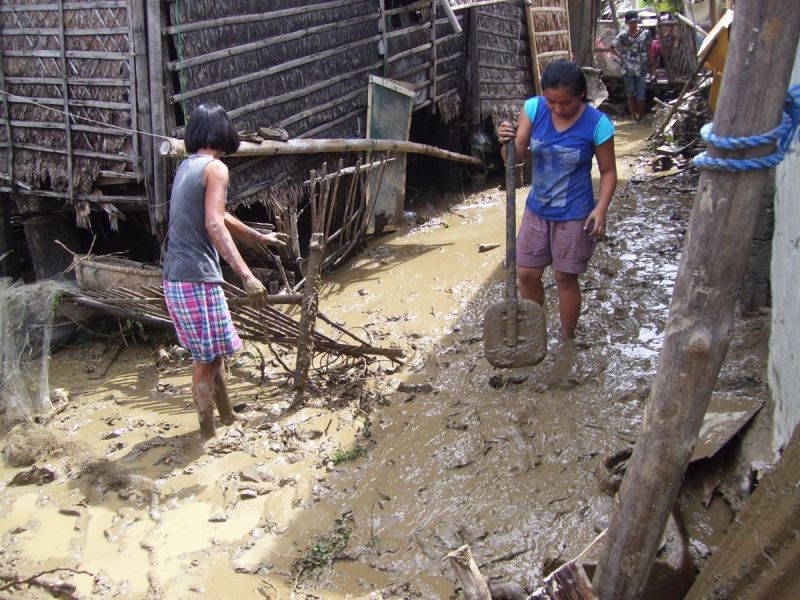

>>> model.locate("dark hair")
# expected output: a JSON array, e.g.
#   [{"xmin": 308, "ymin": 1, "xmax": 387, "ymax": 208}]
[
  {"xmin": 540, "ymin": 60, "xmax": 588, "ymax": 102},
  {"xmin": 625, "ymin": 10, "xmax": 639, "ymax": 22},
  {"xmin": 184, "ymin": 103, "xmax": 240, "ymax": 155}
]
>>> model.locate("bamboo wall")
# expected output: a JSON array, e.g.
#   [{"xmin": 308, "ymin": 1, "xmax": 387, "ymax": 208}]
[{"xmin": 0, "ymin": 0, "xmax": 146, "ymax": 219}]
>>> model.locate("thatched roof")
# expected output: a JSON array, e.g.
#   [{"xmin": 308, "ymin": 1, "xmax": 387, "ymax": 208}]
[{"xmin": 0, "ymin": 0, "xmax": 143, "ymax": 207}]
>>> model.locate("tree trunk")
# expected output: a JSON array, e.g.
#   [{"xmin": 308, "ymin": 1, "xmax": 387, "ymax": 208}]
[{"xmin": 593, "ymin": 3, "xmax": 800, "ymax": 599}]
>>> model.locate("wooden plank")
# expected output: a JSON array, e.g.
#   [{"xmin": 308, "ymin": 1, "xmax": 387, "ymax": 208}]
[
  {"xmin": 0, "ymin": 187, "xmax": 147, "ymax": 206},
  {"xmin": 0, "ymin": 1, "xmax": 127, "ymax": 11},
  {"xmin": 379, "ymin": 0, "xmax": 389, "ymax": 76},
  {"xmin": 0, "ymin": 141, "xmax": 134, "ymax": 162},
  {"xmin": 535, "ymin": 29, "xmax": 569, "ymax": 37},
  {"xmin": 0, "ymin": 120, "xmax": 130, "ymax": 136},
  {"xmin": 5, "ymin": 76, "xmax": 131, "ymax": 86},
  {"xmin": 2, "ymin": 49, "xmax": 129, "ymax": 60},
  {"xmin": 0, "ymin": 27, "xmax": 129, "ymax": 36},
  {"xmin": 4, "ymin": 96, "xmax": 130, "ymax": 110},
  {"xmin": 537, "ymin": 50, "xmax": 571, "ymax": 59},
  {"xmin": 593, "ymin": 2, "xmax": 800, "ymax": 598}
]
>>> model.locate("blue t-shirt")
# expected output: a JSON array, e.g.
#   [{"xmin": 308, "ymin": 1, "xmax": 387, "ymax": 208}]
[{"xmin": 524, "ymin": 97, "xmax": 614, "ymax": 221}]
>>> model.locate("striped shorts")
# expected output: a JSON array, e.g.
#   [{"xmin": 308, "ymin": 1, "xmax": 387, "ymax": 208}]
[{"xmin": 163, "ymin": 280, "xmax": 242, "ymax": 363}]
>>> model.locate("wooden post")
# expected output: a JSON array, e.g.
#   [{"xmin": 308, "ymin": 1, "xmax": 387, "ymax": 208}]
[
  {"xmin": 446, "ymin": 545, "xmax": 491, "ymax": 600},
  {"xmin": 293, "ymin": 233, "xmax": 324, "ymax": 399},
  {"xmin": 56, "ymin": 0, "xmax": 74, "ymax": 204},
  {"xmin": 468, "ymin": 7, "xmax": 481, "ymax": 133},
  {"xmin": 429, "ymin": 0, "xmax": 437, "ymax": 115},
  {"xmin": 147, "ymin": 0, "xmax": 169, "ymax": 233},
  {"xmin": 130, "ymin": 0, "xmax": 156, "ymax": 232},
  {"xmin": 593, "ymin": 3, "xmax": 800, "ymax": 599}
]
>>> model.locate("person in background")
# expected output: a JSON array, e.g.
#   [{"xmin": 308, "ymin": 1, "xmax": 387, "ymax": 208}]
[
  {"xmin": 613, "ymin": 10, "xmax": 655, "ymax": 122},
  {"xmin": 497, "ymin": 60, "xmax": 617, "ymax": 341},
  {"xmin": 163, "ymin": 103, "xmax": 287, "ymax": 440}
]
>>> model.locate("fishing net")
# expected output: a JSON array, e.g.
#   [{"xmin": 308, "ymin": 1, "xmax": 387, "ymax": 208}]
[{"xmin": 0, "ymin": 277, "xmax": 77, "ymax": 427}]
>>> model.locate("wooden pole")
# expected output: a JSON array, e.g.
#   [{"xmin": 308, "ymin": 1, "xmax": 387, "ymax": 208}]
[
  {"xmin": 160, "ymin": 136, "xmax": 483, "ymax": 166},
  {"xmin": 446, "ymin": 545, "xmax": 491, "ymax": 600},
  {"xmin": 147, "ymin": 0, "xmax": 169, "ymax": 232},
  {"xmin": 438, "ymin": 0, "xmax": 462, "ymax": 34},
  {"xmin": 130, "ymin": 0, "xmax": 156, "ymax": 232},
  {"xmin": 593, "ymin": 3, "xmax": 800, "ymax": 599},
  {"xmin": 468, "ymin": 7, "xmax": 481, "ymax": 132},
  {"xmin": 293, "ymin": 233, "xmax": 324, "ymax": 400}
]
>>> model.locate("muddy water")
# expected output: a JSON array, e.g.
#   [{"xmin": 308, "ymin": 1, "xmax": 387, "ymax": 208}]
[{"xmin": 0, "ymin": 123, "xmax": 769, "ymax": 599}]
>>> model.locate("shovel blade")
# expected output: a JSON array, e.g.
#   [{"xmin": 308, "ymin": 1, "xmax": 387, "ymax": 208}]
[{"xmin": 483, "ymin": 299, "xmax": 547, "ymax": 368}]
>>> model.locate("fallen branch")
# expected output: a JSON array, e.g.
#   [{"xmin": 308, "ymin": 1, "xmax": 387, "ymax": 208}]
[{"xmin": 0, "ymin": 567, "xmax": 94, "ymax": 598}]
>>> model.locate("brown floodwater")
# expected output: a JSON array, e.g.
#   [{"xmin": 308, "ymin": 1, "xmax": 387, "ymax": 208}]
[{"xmin": 0, "ymin": 122, "xmax": 769, "ymax": 599}]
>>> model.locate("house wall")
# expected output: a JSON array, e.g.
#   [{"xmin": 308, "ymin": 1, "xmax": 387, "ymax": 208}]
[{"xmin": 769, "ymin": 43, "xmax": 800, "ymax": 456}]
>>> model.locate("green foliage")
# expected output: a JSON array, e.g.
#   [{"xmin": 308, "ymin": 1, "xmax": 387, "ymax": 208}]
[
  {"xmin": 332, "ymin": 444, "xmax": 367, "ymax": 465},
  {"xmin": 293, "ymin": 512, "xmax": 355, "ymax": 581}
]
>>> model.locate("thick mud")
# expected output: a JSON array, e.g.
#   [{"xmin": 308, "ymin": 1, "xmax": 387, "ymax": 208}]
[{"xmin": 0, "ymin": 123, "xmax": 770, "ymax": 599}]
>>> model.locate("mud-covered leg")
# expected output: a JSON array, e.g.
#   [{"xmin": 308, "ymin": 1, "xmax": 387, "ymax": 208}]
[
  {"xmin": 554, "ymin": 270, "xmax": 581, "ymax": 340},
  {"xmin": 212, "ymin": 359, "xmax": 237, "ymax": 425},
  {"xmin": 192, "ymin": 359, "xmax": 218, "ymax": 439}
]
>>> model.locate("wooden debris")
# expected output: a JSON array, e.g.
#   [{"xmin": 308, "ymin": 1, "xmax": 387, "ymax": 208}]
[
  {"xmin": 445, "ymin": 545, "xmax": 491, "ymax": 600},
  {"xmin": 293, "ymin": 233, "xmax": 324, "ymax": 398}
]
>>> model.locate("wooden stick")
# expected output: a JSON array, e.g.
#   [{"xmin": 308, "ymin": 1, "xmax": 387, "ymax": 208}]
[
  {"xmin": 160, "ymin": 137, "xmax": 483, "ymax": 167},
  {"xmin": 446, "ymin": 545, "xmax": 491, "ymax": 600},
  {"xmin": 593, "ymin": 4, "xmax": 800, "ymax": 599},
  {"xmin": 293, "ymin": 233, "xmax": 324, "ymax": 398}
]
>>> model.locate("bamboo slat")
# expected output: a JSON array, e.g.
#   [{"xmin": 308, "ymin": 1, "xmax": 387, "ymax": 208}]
[
  {"xmin": 0, "ymin": 48, "xmax": 14, "ymax": 188},
  {"xmin": 0, "ymin": 1, "xmax": 126, "ymax": 11},
  {"xmin": 0, "ymin": 141, "xmax": 135, "ymax": 163},
  {"xmin": 56, "ymin": 0, "xmax": 74, "ymax": 203}
]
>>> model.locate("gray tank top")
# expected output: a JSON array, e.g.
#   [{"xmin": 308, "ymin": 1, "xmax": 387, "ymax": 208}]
[{"xmin": 163, "ymin": 155, "xmax": 224, "ymax": 282}]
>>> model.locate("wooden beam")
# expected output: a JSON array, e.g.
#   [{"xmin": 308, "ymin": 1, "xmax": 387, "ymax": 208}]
[
  {"xmin": 160, "ymin": 137, "xmax": 483, "ymax": 167},
  {"xmin": 593, "ymin": 3, "xmax": 800, "ymax": 599}
]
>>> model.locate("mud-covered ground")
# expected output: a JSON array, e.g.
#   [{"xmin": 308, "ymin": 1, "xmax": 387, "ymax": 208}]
[{"xmin": 0, "ymin": 123, "xmax": 771, "ymax": 599}]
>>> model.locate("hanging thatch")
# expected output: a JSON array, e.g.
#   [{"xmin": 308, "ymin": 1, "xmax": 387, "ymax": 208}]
[{"xmin": 477, "ymin": 1, "xmax": 536, "ymax": 121}]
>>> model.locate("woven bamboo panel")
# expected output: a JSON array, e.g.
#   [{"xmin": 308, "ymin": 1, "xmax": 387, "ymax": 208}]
[{"xmin": 0, "ymin": 0, "xmax": 141, "ymax": 200}]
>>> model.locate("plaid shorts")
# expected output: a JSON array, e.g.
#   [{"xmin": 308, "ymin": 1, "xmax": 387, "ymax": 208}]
[
  {"xmin": 517, "ymin": 209, "xmax": 596, "ymax": 274},
  {"xmin": 163, "ymin": 280, "xmax": 242, "ymax": 363}
]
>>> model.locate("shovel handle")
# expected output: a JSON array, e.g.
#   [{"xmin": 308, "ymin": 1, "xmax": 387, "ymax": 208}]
[{"xmin": 505, "ymin": 140, "xmax": 519, "ymax": 345}]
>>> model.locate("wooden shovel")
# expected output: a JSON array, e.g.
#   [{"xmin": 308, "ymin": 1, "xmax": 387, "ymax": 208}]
[{"xmin": 483, "ymin": 141, "xmax": 547, "ymax": 368}]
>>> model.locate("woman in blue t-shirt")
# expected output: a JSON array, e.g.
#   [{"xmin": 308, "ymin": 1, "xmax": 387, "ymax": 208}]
[{"xmin": 498, "ymin": 60, "xmax": 617, "ymax": 340}]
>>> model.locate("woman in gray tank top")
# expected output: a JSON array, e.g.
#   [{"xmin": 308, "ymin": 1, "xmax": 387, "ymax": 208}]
[{"xmin": 163, "ymin": 103, "xmax": 287, "ymax": 439}]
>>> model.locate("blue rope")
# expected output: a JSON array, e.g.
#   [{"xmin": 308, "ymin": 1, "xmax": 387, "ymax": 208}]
[{"xmin": 693, "ymin": 85, "xmax": 800, "ymax": 171}]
